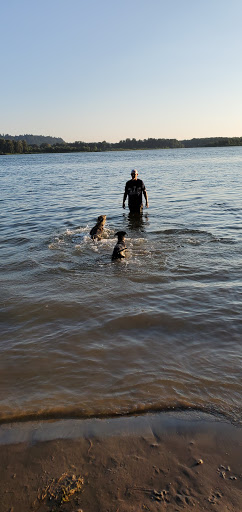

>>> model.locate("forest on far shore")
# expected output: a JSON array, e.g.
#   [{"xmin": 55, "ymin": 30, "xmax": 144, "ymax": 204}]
[{"xmin": 1, "ymin": 134, "xmax": 242, "ymax": 155}]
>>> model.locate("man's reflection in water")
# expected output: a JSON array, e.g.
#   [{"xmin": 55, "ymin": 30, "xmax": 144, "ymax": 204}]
[{"xmin": 123, "ymin": 210, "xmax": 149, "ymax": 232}]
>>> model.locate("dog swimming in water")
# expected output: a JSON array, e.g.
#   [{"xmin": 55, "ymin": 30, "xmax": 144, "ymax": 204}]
[
  {"xmin": 111, "ymin": 231, "xmax": 127, "ymax": 260},
  {"xmin": 90, "ymin": 215, "xmax": 107, "ymax": 240}
]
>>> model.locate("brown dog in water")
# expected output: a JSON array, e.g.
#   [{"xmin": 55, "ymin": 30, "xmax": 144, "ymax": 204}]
[
  {"xmin": 90, "ymin": 215, "xmax": 107, "ymax": 240},
  {"xmin": 112, "ymin": 231, "xmax": 127, "ymax": 260}
]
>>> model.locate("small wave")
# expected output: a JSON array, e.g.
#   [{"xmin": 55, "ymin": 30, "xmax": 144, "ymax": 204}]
[
  {"xmin": 213, "ymin": 202, "xmax": 242, "ymax": 213},
  {"xmin": 184, "ymin": 238, "xmax": 201, "ymax": 246},
  {"xmin": 222, "ymin": 225, "xmax": 242, "ymax": 231},
  {"xmin": 48, "ymin": 238, "xmax": 66, "ymax": 250},
  {"xmin": 5, "ymin": 236, "xmax": 31, "ymax": 246},
  {"xmin": 209, "ymin": 237, "xmax": 237, "ymax": 244},
  {"xmin": 162, "ymin": 228, "xmax": 209, "ymax": 236},
  {"xmin": 0, "ymin": 403, "xmax": 240, "ymax": 426},
  {"xmin": 160, "ymin": 228, "xmax": 236, "ymax": 246}
]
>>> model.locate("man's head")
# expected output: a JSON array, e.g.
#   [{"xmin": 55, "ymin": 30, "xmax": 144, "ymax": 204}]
[{"xmin": 131, "ymin": 169, "xmax": 138, "ymax": 180}]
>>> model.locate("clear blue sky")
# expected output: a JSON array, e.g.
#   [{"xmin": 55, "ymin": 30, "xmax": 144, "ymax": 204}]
[{"xmin": 1, "ymin": 0, "xmax": 242, "ymax": 143}]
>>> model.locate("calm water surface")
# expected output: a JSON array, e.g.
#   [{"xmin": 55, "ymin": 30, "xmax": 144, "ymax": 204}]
[{"xmin": 0, "ymin": 148, "xmax": 242, "ymax": 424}]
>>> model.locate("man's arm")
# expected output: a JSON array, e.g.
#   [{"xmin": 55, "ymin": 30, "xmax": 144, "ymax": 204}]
[
  {"xmin": 123, "ymin": 191, "xmax": 127, "ymax": 208},
  {"xmin": 143, "ymin": 189, "xmax": 149, "ymax": 208}
]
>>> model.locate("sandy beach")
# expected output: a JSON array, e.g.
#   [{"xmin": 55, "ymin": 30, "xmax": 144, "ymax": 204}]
[{"xmin": 0, "ymin": 411, "xmax": 242, "ymax": 512}]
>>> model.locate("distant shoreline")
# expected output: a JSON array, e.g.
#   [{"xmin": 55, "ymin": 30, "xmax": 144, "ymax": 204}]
[
  {"xmin": 1, "ymin": 144, "xmax": 242, "ymax": 156},
  {"xmin": 1, "ymin": 135, "xmax": 242, "ymax": 155}
]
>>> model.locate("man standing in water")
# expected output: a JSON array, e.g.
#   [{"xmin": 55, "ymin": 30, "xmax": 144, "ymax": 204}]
[{"xmin": 122, "ymin": 169, "xmax": 149, "ymax": 213}]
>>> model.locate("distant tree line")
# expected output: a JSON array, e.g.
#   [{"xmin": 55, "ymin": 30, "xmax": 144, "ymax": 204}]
[
  {"xmin": 180, "ymin": 137, "xmax": 242, "ymax": 148},
  {"xmin": 1, "ymin": 135, "xmax": 242, "ymax": 155},
  {"xmin": 0, "ymin": 134, "xmax": 64, "ymax": 145}
]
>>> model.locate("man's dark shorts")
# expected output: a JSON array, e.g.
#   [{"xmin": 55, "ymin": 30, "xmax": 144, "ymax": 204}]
[{"xmin": 129, "ymin": 204, "xmax": 143, "ymax": 214}]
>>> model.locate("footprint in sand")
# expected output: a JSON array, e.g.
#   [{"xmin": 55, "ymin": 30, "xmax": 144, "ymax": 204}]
[{"xmin": 208, "ymin": 490, "xmax": 223, "ymax": 504}]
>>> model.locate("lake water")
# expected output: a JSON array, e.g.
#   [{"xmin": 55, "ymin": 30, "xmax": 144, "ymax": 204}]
[{"xmin": 1, "ymin": 147, "xmax": 242, "ymax": 425}]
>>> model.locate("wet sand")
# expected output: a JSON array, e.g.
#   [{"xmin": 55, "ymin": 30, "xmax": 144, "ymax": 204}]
[{"xmin": 0, "ymin": 411, "xmax": 242, "ymax": 512}]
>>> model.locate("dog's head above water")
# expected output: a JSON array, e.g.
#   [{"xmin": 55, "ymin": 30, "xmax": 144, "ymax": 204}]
[
  {"xmin": 97, "ymin": 215, "xmax": 107, "ymax": 224},
  {"xmin": 114, "ymin": 231, "xmax": 127, "ymax": 241}
]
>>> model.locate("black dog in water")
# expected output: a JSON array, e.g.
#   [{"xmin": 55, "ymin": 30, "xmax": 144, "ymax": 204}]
[
  {"xmin": 112, "ymin": 231, "xmax": 127, "ymax": 260},
  {"xmin": 90, "ymin": 215, "xmax": 107, "ymax": 240}
]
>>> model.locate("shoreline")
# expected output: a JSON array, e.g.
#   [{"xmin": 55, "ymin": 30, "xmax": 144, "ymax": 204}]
[
  {"xmin": 1, "ymin": 411, "xmax": 242, "ymax": 511},
  {"xmin": 2, "ymin": 142, "xmax": 242, "ymax": 157}
]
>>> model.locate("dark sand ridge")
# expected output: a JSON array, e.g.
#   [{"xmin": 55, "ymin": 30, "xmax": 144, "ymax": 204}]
[{"xmin": 0, "ymin": 411, "xmax": 242, "ymax": 512}]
